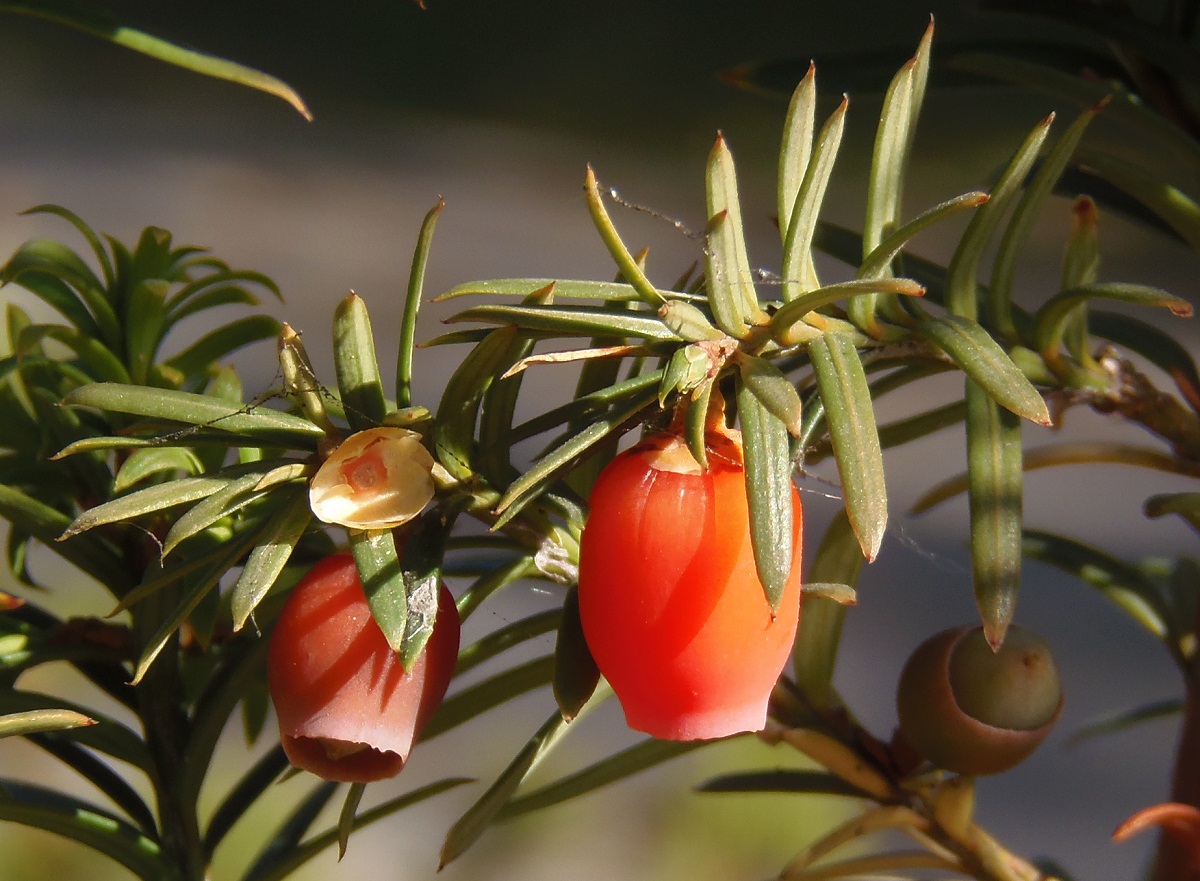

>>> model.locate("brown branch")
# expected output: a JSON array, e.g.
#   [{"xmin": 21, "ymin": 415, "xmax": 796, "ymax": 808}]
[{"xmin": 1088, "ymin": 354, "xmax": 1200, "ymax": 463}]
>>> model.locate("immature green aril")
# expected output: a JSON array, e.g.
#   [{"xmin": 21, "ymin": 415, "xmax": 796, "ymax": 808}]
[{"xmin": 895, "ymin": 625, "xmax": 1062, "ymax": 776}]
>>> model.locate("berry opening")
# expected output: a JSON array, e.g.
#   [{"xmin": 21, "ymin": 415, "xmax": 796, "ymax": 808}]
[{"xmin": 340, "ymin": 440, "xmax": 387, "ymax": 491}]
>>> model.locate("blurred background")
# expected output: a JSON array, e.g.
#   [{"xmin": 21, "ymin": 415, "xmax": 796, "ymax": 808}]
[{"xmin": 0, "ymin": 1, "xmax": 1197, "ymax": 879}]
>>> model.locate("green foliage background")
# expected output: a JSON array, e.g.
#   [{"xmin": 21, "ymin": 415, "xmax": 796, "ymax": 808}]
[{"xmin": 1, "ymin": 2, "xmax": 1198, "ymax": 880}]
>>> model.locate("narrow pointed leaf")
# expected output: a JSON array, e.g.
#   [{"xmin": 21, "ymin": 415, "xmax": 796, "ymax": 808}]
[
  {"xmin": 1060, "ymin": 197, "xmax": 1100, "ymax": 366},
  {"xmin": 350, "ymin": 528, "xmax": 407, "ymax": 653},
  {"xmin": 809, "ymin": 333, "xmax": 887, "ymax": 561},
  {"xmin": 697, "ymin": 769, "xmax": 861, "ymax": 798},
  {"xmin": 781, "ymin": 96, "xmax": 849, "ymax": 301},
  {"xmin": 0, "ymin": 692, "xmax": 147, "ymax": 768},
  {"xmin": 582, "ymin": 167, "xmax": 665, "ymax": 307},
  {"xmin": 124, "ymin": 280, "xmax": 169, "ymax": 384},
  {"xmin": 446, "ymin": 303, "xmax": 677, "ymax": 341},
  {"xmin": 241, "ymin": 675, "xmax": 271, "ymax": 746},
  {"xmin": 1023, "ymin": 529, "xmax": 1170, "ymax": 639},
  {"xmin": 455, "ymin": 609, "xmax": 560, "ymax": 677},
  {"xmin": 946, "ymin": 115, "xmax": 1054, "ymax": 320},
  {"xmin": 658, "ymin": 344, "xmax": 710, "ymax": 407},
  {"xmin": 478, "ymin": 330, "xmax": 536, "ymax": 487},
  {"xmin": 333, "ymin": 293, "xmax": 387, "ymax": 431},
  {"xmin": 989, "ymin": 102, "xmax": 1105, "ymax": 337},
  {"xmin": 507, "ymin": 370, "xmax": 662, "ymax": 445},
  {"xmin": 685, "ymin": 381, "xmax": 713, "ymax": 471},
  {"xmin": 863, "ymin": 22, "xmax": 932, "ymax": 258},
  {"xmin": 0, "ymin": 781, "xmax": 164, "ymax": 880},
  {"xmin": 553, "ymin": 585, "xmax": 600, "ymax": 721},
  {"xmin": 778, "ymin": 62, "xmax": 817, "ymax": 240},
  {"xmin": 492, "ymin": 388, "xmax": 658, "ymax": 528},
  {"xmin": 27, "ymin": 385, "xmax": 113, "ymax": 503},
  {"xmin": 875, "ymin": 400, "xmax": 968, "ymax": 450},
  {"xmin": 16, "ymin": 323, "xmax": 129, "ymax": 383},
  {"xmin": 203, "ymin": 746, "xmax": 290, "ymax": 856},
  {"xmin": 1, "ymin": 268, "xmax": 103, "ymax": 341},
  {"xmin": 501, "ymin": 738, "xmax": 708, "ymax": 819},
  {"xmin": 817, "ymin": 220, "xmax": 952, "ymax": 305},
  {"xmin": 55, "ymin": 432, "xmax": 293, "ymax": 456},
  {"xmin": 249, "ymin": 779, "xmax": 473, "ymax": 881},
  {"xmin": 793, "ymin": 510, "xmax": 862, "ymax": 709},
  {"xmin": 850, "ymin": 24, "xmax": 931, "ymax": 333},
  {"xmin": 166, "ymin": 286, "xmax": 260, "ymax": 324},
  {"xmin": 1034, "ymin": 283, "xmax": 1192, "ymax": 362},
  {"xmin": 965, "ymin": 380, "xmax": 1023, "ymax": 648},
  {"xmin": 1054, "ymin": 201, "xmax": 1103, "ymax": 280},
  {"xmin": 113, "ymin": 447, "xmax": 204, "ymax": 492},
  {"xmin": 916, "ymin": 315, "xmax": 1050, "ymax": 424},
  {"xmin": 277, "ymin": 323, "xmax": 336, "ymax": 435},
  {"xmin": 111, "ymin": 32, "xmax": 311, "ymax": 118},
  {"xmin": 438, "ymin": 278, "xmax": 696, "ymax": 304},
  {"xmin": 658, "ymin": 300, "xmax": 723, "ymax": 342},
  {"xmin": 132, "ymin": 525, "xmax": 264, "ymax": 682},
  {"xmin": 21, "ymin": 204, "xmax": 114, "ymax": 288},
  {"xmin": 858, "ymin": 192, "xmax": 989, "ymax": 281},
  {"xmin": 1073, "ymin": 150, "xmax": 1200, "ymax": 252},
  {"xmin": 439, "ymin": 686, "xmax": 609, "ymax": 869},
  {"xmin": 242, "ymin": 781, "xmax": 338, "ymax": 881},
  {"xmin": 1067, "ymin": 699, "xmax": 1183, "ymax": 747},
  {"xmin": 772, "ymin": 278, "xmax": 923, "ymax": 344},
  {"xmin": 736, "ymin": 377, "xmax": 795, "ymax": 610},
  {"xmin": 738, "ymin": 354, "xmax": 803, "ymax": 437},
  {"xmin": 0, "ymin": 708, "xmax": 95, "ymax": 738},
  {"xmin": 26, "ymin": 733, "xmax": 156, "ymax": 834},
  {"xmin": 397, "ymin": 199, "xmax": 444, "ymax": 408},
  {"xmin": 800, "ymin": 582, "xmax": 856, "ymax": 603},
  {"xmin": 230, "ymin": 489, "xmax": 312, "ymax": 630},
  {"xmin": 337, "ymin": 783, "xmax": 366, "ymax": 860},
  {"xmin": 434, "ymin": 326, "xmax": 522, "ymax": 480},
  {"xmin": 706, "ymin": 134, "xmax": 763, "ymax": 334},
  {"xmin": 165, "ymin": 269, "xmax": 280, "ymax": 319},
  {"xmin": 855, "ymin": 62, "xmax": 914, "ymax": 326},
  {"xmin": 1146, "ymin": 493, "xmax": 1200, "ymax": 536},
  {"xmin": 565, "ymin": 293, "xmax": 644, "ymax": 496},
  {"xmin": 62, "ymin": 470, "xmax": 258, "ymax": 538},
  {"xmin": 62, "ymin": 383, "xmax": 324, "ymax": 449},
  {"xmin": 6, "ymin": 5, "xmax": 310, "ymax": 118},
  {"xmin": 162, "ymin": 463, "xmax": 309, "ymax": 558},
  {"xmin": 454, "ymin": 555, "xmax": 539, "ymax": 622},
  {"xmin": 2, "ymin": 238, "xmax": 116, "ymax": 340},
  {"xmin": 423, "ymin": 656, "xmax": 554, "ymax": 741},
  {"xmin": 0, "ymin": 485, "xmax": 132, "ymax": 592},
  {"xmin": 915, "ymin": 442, "xmax": 1200, "ymax": 515}
]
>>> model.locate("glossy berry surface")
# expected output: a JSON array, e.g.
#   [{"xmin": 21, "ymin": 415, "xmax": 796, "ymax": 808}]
[
  {"xmin": 577, "ymin": 431, "xmax": 803, "ymax": 741},
  {"xmin": 267, "ymin": 554, "xmax": 460, "ymax": 783},
  {"xmin": 895, "ymin": 624, "xmax": 1062, "ymax": 777}
]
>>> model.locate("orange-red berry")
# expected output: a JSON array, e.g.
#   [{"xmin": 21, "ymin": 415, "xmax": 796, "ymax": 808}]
[
  {"xmin": 577, "ymin": 431, "xmax": 803, "ymax": 741},
  {"xmin": 267, "ymin": 554, "xmax": 459, "ymax": 783}
]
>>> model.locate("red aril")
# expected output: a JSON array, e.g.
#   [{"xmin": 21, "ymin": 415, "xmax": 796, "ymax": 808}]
[
  {"xmin": 577, "ymin": 430, "xmax": 802, "ymax": 740},
  {"xmin": 267, "ymin": 553, "xmax": 460, "ymax": 782}
]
